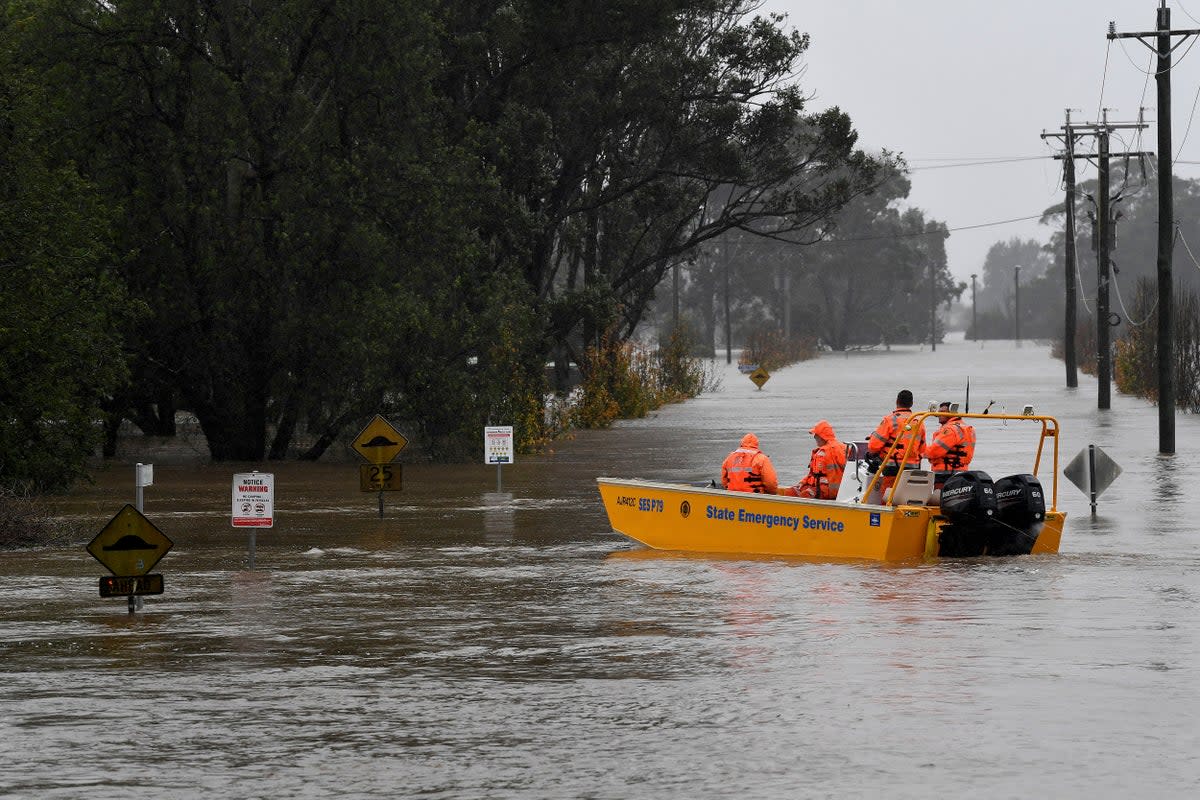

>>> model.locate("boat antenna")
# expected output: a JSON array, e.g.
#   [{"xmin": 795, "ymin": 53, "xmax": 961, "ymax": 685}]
[{"xmin": 965, "ymin": 377, "xmax": 970, "ymax": 414}]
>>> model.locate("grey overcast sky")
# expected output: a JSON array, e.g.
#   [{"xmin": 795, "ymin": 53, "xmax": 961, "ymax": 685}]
[{"xmin": 761, "ymin": 0, "xmax": 1200, "ymax": 286}]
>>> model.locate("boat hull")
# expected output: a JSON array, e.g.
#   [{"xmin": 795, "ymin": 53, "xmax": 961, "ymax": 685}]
[{"xmin": 597, "ymin": 478, "xmax": 1065, "ymax": 560}]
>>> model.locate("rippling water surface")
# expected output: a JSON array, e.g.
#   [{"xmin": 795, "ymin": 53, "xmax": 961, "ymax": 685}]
[{"xmin": 3, "ymin": 338, "xmax": 1198, "ymax": 798}]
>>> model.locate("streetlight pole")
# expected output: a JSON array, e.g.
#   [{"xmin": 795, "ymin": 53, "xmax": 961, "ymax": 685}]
[
  {"xmin": 1014, "ymin": 265, "xmax": 1021, "ymax": 346},
  {"xmin": 970, "ymin": 273, "xmax": 978, "ymax": 341},
  {"xmin": 723, "ymin": 233, "xmax": 731, "ymax": 364},
  {"xmin": 928, "ymin": 261, "xmax": 936, "ymax": 352}
]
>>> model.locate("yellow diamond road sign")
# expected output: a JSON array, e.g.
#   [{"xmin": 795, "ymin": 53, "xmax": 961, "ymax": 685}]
[
  {"xmin": 352, "ymin": 414, "xmax": 408, "ymax": 463},
  {"xmin": 87, "ymin": 504, "xmax": 173, "ymax": 577},
  {"xmin": 749, "ymin": 366, "xmax": 770, "ymax": 389}
]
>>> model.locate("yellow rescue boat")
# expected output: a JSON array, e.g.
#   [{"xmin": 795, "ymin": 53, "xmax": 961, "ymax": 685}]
[{"xmin": 597, "ymin": 411, "xmax": 1066, "ymax": 560}]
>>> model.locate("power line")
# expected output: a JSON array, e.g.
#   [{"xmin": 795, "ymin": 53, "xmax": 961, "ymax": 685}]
[
  {"xmin": 907, "ymin": 156, "xmax": 1052, "ymax": 171},
  {"xmin": 816, "ymin": 214, "xmax": 1045, "ymax": 244}
]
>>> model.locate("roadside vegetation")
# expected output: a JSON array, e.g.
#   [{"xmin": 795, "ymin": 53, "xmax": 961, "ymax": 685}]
[
  {"xmin": 0, "ymin": 489, "xmax": 85, "ymax": 549},
  {"xmin": 738, "ymin": 330, "xmax": 818, "ymax": 373},
  {"xmin": 1042, "ymin": 167, "xmax": 1200, "ymax": 411},
  {"xmin": 1113, "ymin": 281, "xmax": 1200, "ymax": 412},
  {"xmin": 569, "ymin": 329, "xmax": 724, "ymax": 429}
]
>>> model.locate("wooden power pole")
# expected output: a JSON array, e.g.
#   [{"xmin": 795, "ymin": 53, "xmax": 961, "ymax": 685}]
[
  {"xmin": 1109, "ymin": 3, "xmax": 1200, "ymax": 452},
  {"xmin": 1041, "ymin": 110, "xmax": 1082, "ymax": 389},
  {"xmin": 1044, "ymin": 112, "xmax": 1148, "ymax": 410}
]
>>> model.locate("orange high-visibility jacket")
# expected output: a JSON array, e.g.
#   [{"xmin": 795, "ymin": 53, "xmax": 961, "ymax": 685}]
[
  {"xmin": 781, "ymin": 421, "xmax": 846, "ymax": 499},
  {"xmin": 926, "ymin": 417, "xmax": 976, "ymax": 472},
  {"xmin": 868, "ymin": 407, "xmax": 925, "ymax": 467},
  {"xmin": 722, "ymin": 434, "xmax": 779, "ymax": 494}
]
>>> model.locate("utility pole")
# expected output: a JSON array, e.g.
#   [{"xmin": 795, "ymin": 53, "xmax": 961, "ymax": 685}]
[
  {"xmin": 1098, "ymin": 122, "xmax": 1113, "ymax": 409},
  {"xmin": 1040, "ymin": 109, "xmax": 1084, "ymax": 389},
  {"xmin": 1109, "ymin": 5, "xmax": 1197, "ymax": 454},
  {"xmin": 1044, "ymin": 111, "xmax": 1148, "ymax": 410},
  {"xmin": 1062, "ymin": 118, "xmax": 1079, "ymax": 389}
]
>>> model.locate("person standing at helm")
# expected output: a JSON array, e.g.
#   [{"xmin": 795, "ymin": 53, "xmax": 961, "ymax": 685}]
[
  {"xmin": 780, "ymin": 420, "xmax": 847, "ymax": 499},
  {"xmin": 721, "ymin": 433, "xmax": 779, "ymax": 494},
  {"xmin": 867, "ymin": 389, "xmax": 926, "ymax": 489},
  {"xmin": 926, "ymin": 401, "xmax": 976, "ymax": 473}
]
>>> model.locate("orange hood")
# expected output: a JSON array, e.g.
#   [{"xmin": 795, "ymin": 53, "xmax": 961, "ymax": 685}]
[
  {"xmin": 740, "ymin": 433, "xmax": 760, "ymax": 449},
  {"xmin": 808, "ymin": 420, "xmax": 837, "ymax": 442}
]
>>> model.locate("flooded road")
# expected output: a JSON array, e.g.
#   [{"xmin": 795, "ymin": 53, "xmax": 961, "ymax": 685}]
[{"xmin": 3, "ymin": 337, "xmax": 1198, "ymax": 798}]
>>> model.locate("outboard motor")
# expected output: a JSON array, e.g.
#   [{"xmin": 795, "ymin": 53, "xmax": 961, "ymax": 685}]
[
  {"xmin": 936, "ymin": 470, "xmax": 996, "ymax": 557},
  {"xmin": 939, "ymin": 470, "xmax": 997, "ymax": 524},
  {"xmin": 988, "ymin": 474, "xmax": 1046, "ymax": 556}
]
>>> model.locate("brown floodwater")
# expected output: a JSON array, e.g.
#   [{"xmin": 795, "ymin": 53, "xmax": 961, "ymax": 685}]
[{"xmin": 2, "ymin": 337, "xmax": 1198, "ymax": 798}]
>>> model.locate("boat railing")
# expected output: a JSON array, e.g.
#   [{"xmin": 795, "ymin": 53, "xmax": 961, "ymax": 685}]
[{"xmin": 864, "ymin": 411, "xmax": 1061, "ymax": 511}]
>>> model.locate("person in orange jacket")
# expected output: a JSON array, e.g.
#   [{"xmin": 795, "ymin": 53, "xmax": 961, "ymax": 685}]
[
  {"xmin": 721, "ymin": 433, "xmax": 779, "ymax": 494},
  {"xmin": 780, "ymin": 420, "xmax": 847, "ymax": 499},
  {"xmin": 867, "ymin": 389, "xmax": 926, "ymax": 490},
  {"xmin": 926, "ymin": 401, "xmax": 976, "ymax": 473}
]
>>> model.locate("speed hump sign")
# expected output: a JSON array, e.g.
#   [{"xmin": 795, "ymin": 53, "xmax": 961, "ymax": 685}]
[{"xmin": 352, "ymin": 415, "xmax": 408, "ymax": 463}]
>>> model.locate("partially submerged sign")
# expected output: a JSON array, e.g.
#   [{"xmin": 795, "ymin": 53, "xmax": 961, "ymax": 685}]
[
  {"xmin": 1063, "ymin": 444, "xmax": 1122, "ymax": 509},
  {"xmin": 352, "ymin": 414, "xmax": 408, "ymax": 464},
  {"xmin": 484, "ymin": 426, "xmax": 515, "ymax": 465},
  {"xmin": 232, "ymin": 472, "xmax": 275, "ymax": 528},
  {"xmin": 360, "ymin": 463, "xmax": 402, "ymax": 492},
  {"xmin": 749, "ymin": 366, "xmax": 770, "ymax": 389},
  {"xmin": 99, "ymin": 574, "xmax": 164, "ymax": 597},
  {"xmin": 87, "ymin": 505, "xmax": 173, "ymax": 576}
]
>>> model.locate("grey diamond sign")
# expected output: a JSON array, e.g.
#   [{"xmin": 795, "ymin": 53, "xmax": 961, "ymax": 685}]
[{"xmin": 1063, "ymin": 444, "xmax": 1122, "ymax": 501}]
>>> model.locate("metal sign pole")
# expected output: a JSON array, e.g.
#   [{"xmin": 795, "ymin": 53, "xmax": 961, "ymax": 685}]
[
  {"xmin": 131, "ymin": 464, "xmax": 148, "ymax": 612},
  {"xmin": 497, "ymin": 464, "xmax": 502, "ymax": 493},
  {"xmin": 1088, "ymin": 444, "xmax": 1098, "ymax": 515},
  {"xmin": 378, "ymin": 488, "xmax": 384, "ymax": 519},
  {"xmin": 248, "ymin": 471, "xmax": 257, "ymax": 569}
]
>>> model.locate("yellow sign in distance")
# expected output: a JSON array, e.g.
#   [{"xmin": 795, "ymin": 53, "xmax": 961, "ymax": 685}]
[
  {"xmin": 359, "ymin": 463, "xmax": 402, "ymax": 492},
  {"xmin": 749, "ymin": 367, "xmax": 770, "ymax": 389},
  {"xmin": 87, "ymin": 504, "xmax": 174, "ymax": 576},
  {"xmin": 352, "ymin": 414, "xmax": 408, "ymax": 463}
]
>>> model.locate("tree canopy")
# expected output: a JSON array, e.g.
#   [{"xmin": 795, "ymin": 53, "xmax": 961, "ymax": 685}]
[{"xmin": 2, "ymin": 0, "xmax": 903, "ymax": 488}]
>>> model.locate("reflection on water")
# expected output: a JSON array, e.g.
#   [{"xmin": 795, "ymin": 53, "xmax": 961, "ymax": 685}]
[{"xmin": 3, "ymin": 339, "xmax": 1199, "ymax": 798}]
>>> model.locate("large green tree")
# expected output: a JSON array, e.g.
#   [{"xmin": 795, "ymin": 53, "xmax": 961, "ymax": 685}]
[
  {"xmin": 438, "ymin": 0, "xmax": 883, "ymax": 382},
  {"xmin": 24, "ymin": 0, "xmax": 520, "ymax": 460},
  {"xmin": 4, "ymin": 0, "xmax": 889, "ymax": 470},
  {"xmin": 0, "ymin": 3, "xmax": 129, "ymax": 490}
]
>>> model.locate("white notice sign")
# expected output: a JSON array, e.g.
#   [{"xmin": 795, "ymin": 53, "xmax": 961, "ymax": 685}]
[
  {"xmin": 232, "ymin": 472, "xmax": 275, "ymax": 528},
  {"xmin": 484, "ymin": 426, "xmax": 515, "ymax": 465}
]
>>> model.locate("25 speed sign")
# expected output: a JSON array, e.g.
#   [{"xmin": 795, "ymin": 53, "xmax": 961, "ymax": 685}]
[{"xmin": 360, "ymin": 463, "xmax": 402, "ymax": 491}]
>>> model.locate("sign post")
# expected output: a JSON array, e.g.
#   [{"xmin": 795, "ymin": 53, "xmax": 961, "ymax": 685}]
[
  {"xmin": 352, "ymin": 414, "xmax": 408, "ymax": 517},
  {"xmin": 87, "ymin": 504, "xmax": 173, "ymax": 613},
  {"xmin": 484, "ymin": 426, "xmax": 514, "ymax": 492},
  {"xmin": 1063, "ymin": 444, "xmax": 1122, "ymax": 515},
  {"xmin": 232, "ymin": 472, "xmax": 274, "ymax": 568},
  {"xmin": 135, "ymin": 462, "xmax": 153, "ymax": 513}
]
